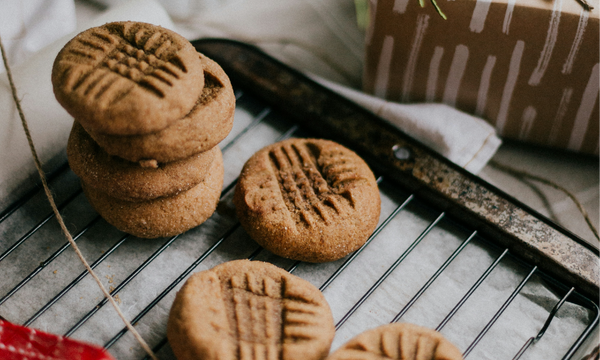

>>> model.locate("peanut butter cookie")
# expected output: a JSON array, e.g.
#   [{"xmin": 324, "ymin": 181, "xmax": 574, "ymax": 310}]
[
  {"xmin": 68, "ymin": 121, "xmax": 217, "ymax": 202},
  {"xmin": 82, "ymin": 147, "xmax": 223, "ymax": 238},
  {"xmin": 52, "ymin": 21, "xmax": 204, "ymax": 135},
  {"xmin": 328, "ymin": 323, "xmax": 463, "ymax": 360},
  {"xmin": 234, "ymin": 139, "xmax": 380, "ymax": 263},
  {"xmin": 167, "ymin": 259, "xmax": 335, "ymax": 360},
  {"xmin": 84, "ymin": 53, "xmax": 235, "ymax": 163}
]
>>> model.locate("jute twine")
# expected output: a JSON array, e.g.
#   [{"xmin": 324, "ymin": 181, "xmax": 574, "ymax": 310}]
[{"xmin": 0, "ymin": 34, "xmax": 159, "ymax": 360}]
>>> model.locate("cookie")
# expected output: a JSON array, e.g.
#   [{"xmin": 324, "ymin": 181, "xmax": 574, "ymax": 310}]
[
  {"xmin": 328, "ymin": 323, "xmax": 463, "ymax": 360},
  {"xmin": 67, "ymin": 121, "xmax": 217, "ymax": 202},
  {"xmin": 52, "ymin": 21, "xmax": 204, "ymax": 135},
  {"xmin": 167, "ymin": 259, "xmax": 335, "ymax": 360},
  {"xmin": 84, "ymin": 53, "xmax": 235, "ymax": 163},
  {"xmin": 234, "ymin": 139, "xmax": 380, "ymax": 263},
  {"xmin": 82, "ymin": 147, "xmax": 223, "ymax": 238}
]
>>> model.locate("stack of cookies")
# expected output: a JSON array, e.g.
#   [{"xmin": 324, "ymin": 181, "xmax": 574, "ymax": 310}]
[{"xmin": 52, "ymin": 22, "xmax": 235, "ymax": 238}]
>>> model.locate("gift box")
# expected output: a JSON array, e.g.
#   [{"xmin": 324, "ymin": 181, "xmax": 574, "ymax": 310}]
[{"xmin": 363, "ymin": 0, "xmax": 598, "ymax": 155}]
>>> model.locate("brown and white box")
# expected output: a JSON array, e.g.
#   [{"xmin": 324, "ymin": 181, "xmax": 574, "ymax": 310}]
[{"xmin": 363, "ymin": 0, "xmax": 599, "ymax": 155}]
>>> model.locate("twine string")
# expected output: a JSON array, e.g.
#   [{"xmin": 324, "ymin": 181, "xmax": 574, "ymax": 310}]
[
  {"xmin": 0, "ymin": 35, "xmax": 159, "ymax": 360},
  {"xmin": 489, "ymin": 159, "xmax": 599, "ymax": 242}
]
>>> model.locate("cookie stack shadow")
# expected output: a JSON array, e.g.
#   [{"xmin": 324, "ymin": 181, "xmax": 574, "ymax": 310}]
[{"xmin": 53, "ymin": 22, "xmax": 235, "ymax": 238}]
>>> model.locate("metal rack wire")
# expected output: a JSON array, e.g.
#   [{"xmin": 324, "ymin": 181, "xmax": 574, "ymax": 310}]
[{"xmin": 1, "ymin": 45, "xmax": 598, "ymax": 360}]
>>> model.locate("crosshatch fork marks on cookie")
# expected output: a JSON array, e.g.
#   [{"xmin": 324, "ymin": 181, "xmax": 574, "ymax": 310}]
[
  {"xmin": 268, "ymin": 142, "xmax": 367, "ymax": 227},
  {"xmin": 63, "ymin": 24, "xmax": 188, "ymax": 100},
  {"xmin": 225, "ymin": 272, "xmax": 282, "ymax": 360},
  {"xmin": 341, "ymin": 327, "xmax": 448, "ymax": 359},
  {"xmin": 220, "ymin": 272, "xmax": 327, "ymax": 360}
]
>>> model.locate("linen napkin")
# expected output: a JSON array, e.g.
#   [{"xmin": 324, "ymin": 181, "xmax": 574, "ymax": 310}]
[{"xmin": 313, "ymin": 75, "xmax": 502, "ymax": 174}]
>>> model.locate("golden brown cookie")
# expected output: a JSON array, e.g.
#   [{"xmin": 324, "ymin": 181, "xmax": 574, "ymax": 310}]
[
  {"xmin": 234, "ymin": 139, "xmax": 380, "ymax": 263},
  {"xmin": 328, "ymin": 323, "xmax": 463, "ymax": 360},
  {"xmin": 84, "ymin": 53, "xmax": 235, "ymax": 163},
  {"xmin": 82, "ymin": 147, "xmax": 223, "ymax": 238},
  {"xmin": 52, "ymin": 21, "xmax": 204, "ymax": 135},
  {"xmin": 167, "ymin": 259, "xmax": 335, "ymax": 360},
  {"xmin": 67, "ymin": 121, "xmax": 217, "ymax": 202}
]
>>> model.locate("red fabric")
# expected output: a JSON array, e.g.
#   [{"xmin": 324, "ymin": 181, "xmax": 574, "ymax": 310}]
[{"xmin": 0, "ymin": 319, "xmax": 115, "ymax": 360}]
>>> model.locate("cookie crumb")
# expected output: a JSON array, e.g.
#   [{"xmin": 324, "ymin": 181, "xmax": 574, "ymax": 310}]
[{"xmin": 139, "ymin": 159, "xmax": 159, "ymax": 168}]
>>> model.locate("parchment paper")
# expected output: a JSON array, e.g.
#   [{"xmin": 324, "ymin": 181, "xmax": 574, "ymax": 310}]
[{"xmin": 0, "ymin": 99, "xmax": 593, "ymax": 360}]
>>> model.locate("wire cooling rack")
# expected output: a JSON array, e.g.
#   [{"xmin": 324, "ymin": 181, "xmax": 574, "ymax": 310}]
[{"xmin": 0, "ymin": 39, "xmax": 598, "ymax": 360}]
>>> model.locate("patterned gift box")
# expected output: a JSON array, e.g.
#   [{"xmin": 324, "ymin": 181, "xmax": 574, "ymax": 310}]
[{"xmin": 363, "ymin": 0, "xmax": 599, "ymax": 155}]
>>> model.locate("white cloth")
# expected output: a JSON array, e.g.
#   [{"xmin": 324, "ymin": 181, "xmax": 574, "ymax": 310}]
[
  {"xmin": 172, "ymin": 0, "xmax": 365, "ymax": 88},
  {"xmin": 94, "ymin": 0, "xmax": 235, "ymax": 20},
  {"xmin": 0, "ymin": 0, "xmax": 76, "ymax": 73},
  {"xmin": 313, "ymin": 76, "xmax": 502, "ymax": 174}
]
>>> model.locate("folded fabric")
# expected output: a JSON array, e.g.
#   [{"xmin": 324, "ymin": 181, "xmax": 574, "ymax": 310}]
[
  {"xmin": 0, "ymin": 0, "xmax": 76, "ymax": 73},
  {"xmin": 312, "ymin": 76, "xmax": 502, "ymax": 174},
  {"xmin": 0, "ymin": 0, "xmax": 174, "ymax": 209},
  {"xmin": 173, "ymin": 0, "xmax": 365, "ymax": 88}
]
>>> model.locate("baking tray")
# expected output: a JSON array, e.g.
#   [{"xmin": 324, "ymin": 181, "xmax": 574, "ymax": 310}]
[{"xmin": 0, "ymin": 39, "xmax": 598, "ymax": 360}]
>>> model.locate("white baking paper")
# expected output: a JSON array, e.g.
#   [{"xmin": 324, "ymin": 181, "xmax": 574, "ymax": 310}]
[{"xmin": 0, "ymin": 99, "xmax": 593, "ymax": 360}]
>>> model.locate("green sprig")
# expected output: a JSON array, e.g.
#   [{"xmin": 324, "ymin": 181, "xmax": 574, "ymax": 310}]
[{"xmin": 424, "ymin": 0, "xmax": 448, "ymax": 19}]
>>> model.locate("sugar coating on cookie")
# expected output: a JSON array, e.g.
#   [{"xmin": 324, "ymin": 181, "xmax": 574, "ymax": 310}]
[
  {"xmin": 167, "ymin": 259, "xmax": 335, "ymax": 360},
  {"xmin": 68, "ymin": 121, "xmax": 217, "ymax": 201},
  {"xmin": 328, "ymin": 323, "xmax": 463, "ymax": 360},
  {"xmin": 82, "ymin": 147, "xmax": 223, "ymax": 238},
  {"xmin": 85, "ymin": 53, "xmax": 235, "ymax": 163},
  {"xmin": 52, "ymin": 21, "xmax": 204, "ymax": 135},
  {"xmin": 234, "ymin": 138, "xmax": 381, "ymax": 263}
]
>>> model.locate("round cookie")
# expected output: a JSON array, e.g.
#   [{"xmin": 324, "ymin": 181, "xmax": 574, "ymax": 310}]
[
  {"xmin": 82, "ymin": 147, "xmax": 223, "ymax": 238},
  {"xmin": 328, "ymin": 323, "xmax": 463, "ymax": 360},
  {"xmin": 167, "ymin": 259, "xmax": 335, "ymax": 360},
  {"xmin": 234, "ymin": 138, "xmax": 381, "ymax": 263},
  {"xmin": 67, "ymin": 121, "xmax": 217, "ymax": 202},
  {"xmin": 52, "ymin": 21, "xmax": 204, "ymax": 135},
  {"xmin": 85, "ymin": 53, "xmax": 235, "ymax": 163}
]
